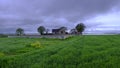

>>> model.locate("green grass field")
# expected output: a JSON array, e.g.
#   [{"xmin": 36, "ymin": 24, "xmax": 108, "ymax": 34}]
[{"xmin": 0, "ymin": 35, "xmax": 120, "ymax": 68}]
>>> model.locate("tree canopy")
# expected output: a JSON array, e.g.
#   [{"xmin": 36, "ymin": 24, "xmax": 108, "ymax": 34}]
[
  {"xmin": 37, "ymin": 26, "xmax": 46, "ymax": 35},
  {"xmin": 76, "ymin": 23, "xmax": 86, "ymax": 35},
  {"xmin": 16, "ymin": 28, "xmax": 24, "ymax": 36}
]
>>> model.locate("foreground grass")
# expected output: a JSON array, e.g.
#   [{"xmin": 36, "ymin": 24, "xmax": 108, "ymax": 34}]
[{"xmin": 0, "ymin": 35, "xmax": 120, "ymax": 68}]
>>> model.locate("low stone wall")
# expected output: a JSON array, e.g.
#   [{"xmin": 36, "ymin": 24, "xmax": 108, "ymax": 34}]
[{"xmin": 8, "ymin": 35, "xmax": 73, "ymax": 39}]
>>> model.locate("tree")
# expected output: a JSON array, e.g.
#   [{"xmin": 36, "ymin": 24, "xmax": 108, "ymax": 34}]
[
  {"xmin": 75, "ymin": 23, "xmax": 86, "ymax": 35},
  {"xmin": 37, "ymin": 26, "xmax": 46, "ymax": 35},
  {"xmin": 16, "ymin": 28, "xmax": 24, "ymax": 36}
]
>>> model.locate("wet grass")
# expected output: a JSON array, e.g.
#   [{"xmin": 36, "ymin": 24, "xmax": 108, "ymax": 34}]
[{"xmin": 0, "ymin": 35, "xmax": 120, "ymax": 68}]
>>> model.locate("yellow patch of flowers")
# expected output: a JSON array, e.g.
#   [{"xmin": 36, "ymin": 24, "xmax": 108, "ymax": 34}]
[{"xmin": 26, "ymin": 41, "xmax": 42, "ymax": 48}]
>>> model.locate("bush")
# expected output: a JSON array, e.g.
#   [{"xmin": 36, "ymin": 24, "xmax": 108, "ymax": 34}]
[
  {"xmin": 26, "ymin": 41, "xmax": 42, "ymax": 48},
  {"xmin": 0, "ymin": 34, "xmax": 8, "ymax": 38},
  {"xmin": 0, "ymin": 52, "xmax": 5, "ymax": 57}
]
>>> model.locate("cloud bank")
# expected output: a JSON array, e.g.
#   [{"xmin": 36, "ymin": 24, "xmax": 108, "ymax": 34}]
[{"xmin": 0, "ymin": 0, "xmax": 120, "ymax": 33}]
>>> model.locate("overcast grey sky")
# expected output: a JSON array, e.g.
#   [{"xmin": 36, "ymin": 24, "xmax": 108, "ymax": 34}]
[{"xmin": 0, "ymin": 0, "xmax": 120, "ymax": 34}]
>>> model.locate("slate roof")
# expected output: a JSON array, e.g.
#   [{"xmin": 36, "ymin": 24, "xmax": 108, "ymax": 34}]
[{"xmin": 52, "ymin": 29, "xmax": 60, "ymax": 32}]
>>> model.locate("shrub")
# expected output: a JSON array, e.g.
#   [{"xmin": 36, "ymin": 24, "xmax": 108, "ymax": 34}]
[
  {"xmin": 0, "ymin": 52, "xmax": 5, "ymax": 57},
  {"xmin": 26, "ymin": 41, "xmax": 42, "ymax": 48},
  {"xmin": 0, "ymin": 34, "xmax": 8, "ymax": 38}
]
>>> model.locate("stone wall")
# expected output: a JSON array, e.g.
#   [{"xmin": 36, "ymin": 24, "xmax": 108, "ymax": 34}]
[{"xmin": 8, "ymin": 35, "xmax": 73, "ymax": 39}]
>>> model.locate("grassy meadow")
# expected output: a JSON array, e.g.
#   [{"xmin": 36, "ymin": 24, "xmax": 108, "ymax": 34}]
[{"xmin": 0, "ymin": 35, "xmax": 120, "ymax": 68}]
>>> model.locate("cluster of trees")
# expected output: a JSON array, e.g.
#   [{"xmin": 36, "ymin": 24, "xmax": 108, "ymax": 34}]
[
  {"xmin": 0, "ymin": 34, "xmax": 8, "ymax": 38},
  {"xmin": 16, "ymin": 23, "xmax": 86, "ymax": 36}
]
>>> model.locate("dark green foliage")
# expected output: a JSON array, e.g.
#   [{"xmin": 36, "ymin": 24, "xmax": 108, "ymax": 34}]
[
  {"xmin": 16, "ymin": 28, "xmax": 24, "ymax": 36},
  {"xmin": 76, "ymin": 23, "xmax": 86, "ymax": 34},
  {"xmin": 37, "ymin": 26, "xmax": 46, "ymax": 35},
  {"xmin": 0, "ymin": 35, "xmax": 120, "ymax": 68},
  {"xmin": 0, "ymin": 34, "xmax": 8, "ymax": 38}
]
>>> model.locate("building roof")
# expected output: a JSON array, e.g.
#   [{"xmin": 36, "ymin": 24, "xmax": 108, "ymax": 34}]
[{"xmin": 52, "ymin": 29, "xmax": 60, "ymax": 32}]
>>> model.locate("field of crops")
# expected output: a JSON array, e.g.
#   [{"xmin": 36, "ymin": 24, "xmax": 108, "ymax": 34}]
[{"xmin": 0, "ymin": 35, "xmax": 120, "ymax": 68}]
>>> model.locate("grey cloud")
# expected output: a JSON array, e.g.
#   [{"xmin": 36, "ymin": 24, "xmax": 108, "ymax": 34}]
[
  {"xmin": 0, "ymin": 0, "xmax": 120, "ymax": 33},
  {"xmin": 43, "ymin": 0, "xmax": 120, "ymax": 20},
  {"xmin": 0, "ymin": 18, "xmax": 43, "ymax": 33}
]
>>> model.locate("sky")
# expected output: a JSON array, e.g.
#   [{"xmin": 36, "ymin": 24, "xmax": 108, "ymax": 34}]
[{"xmin": 0, "ymin": 0, "xmax": 120, "ymax": 34}]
